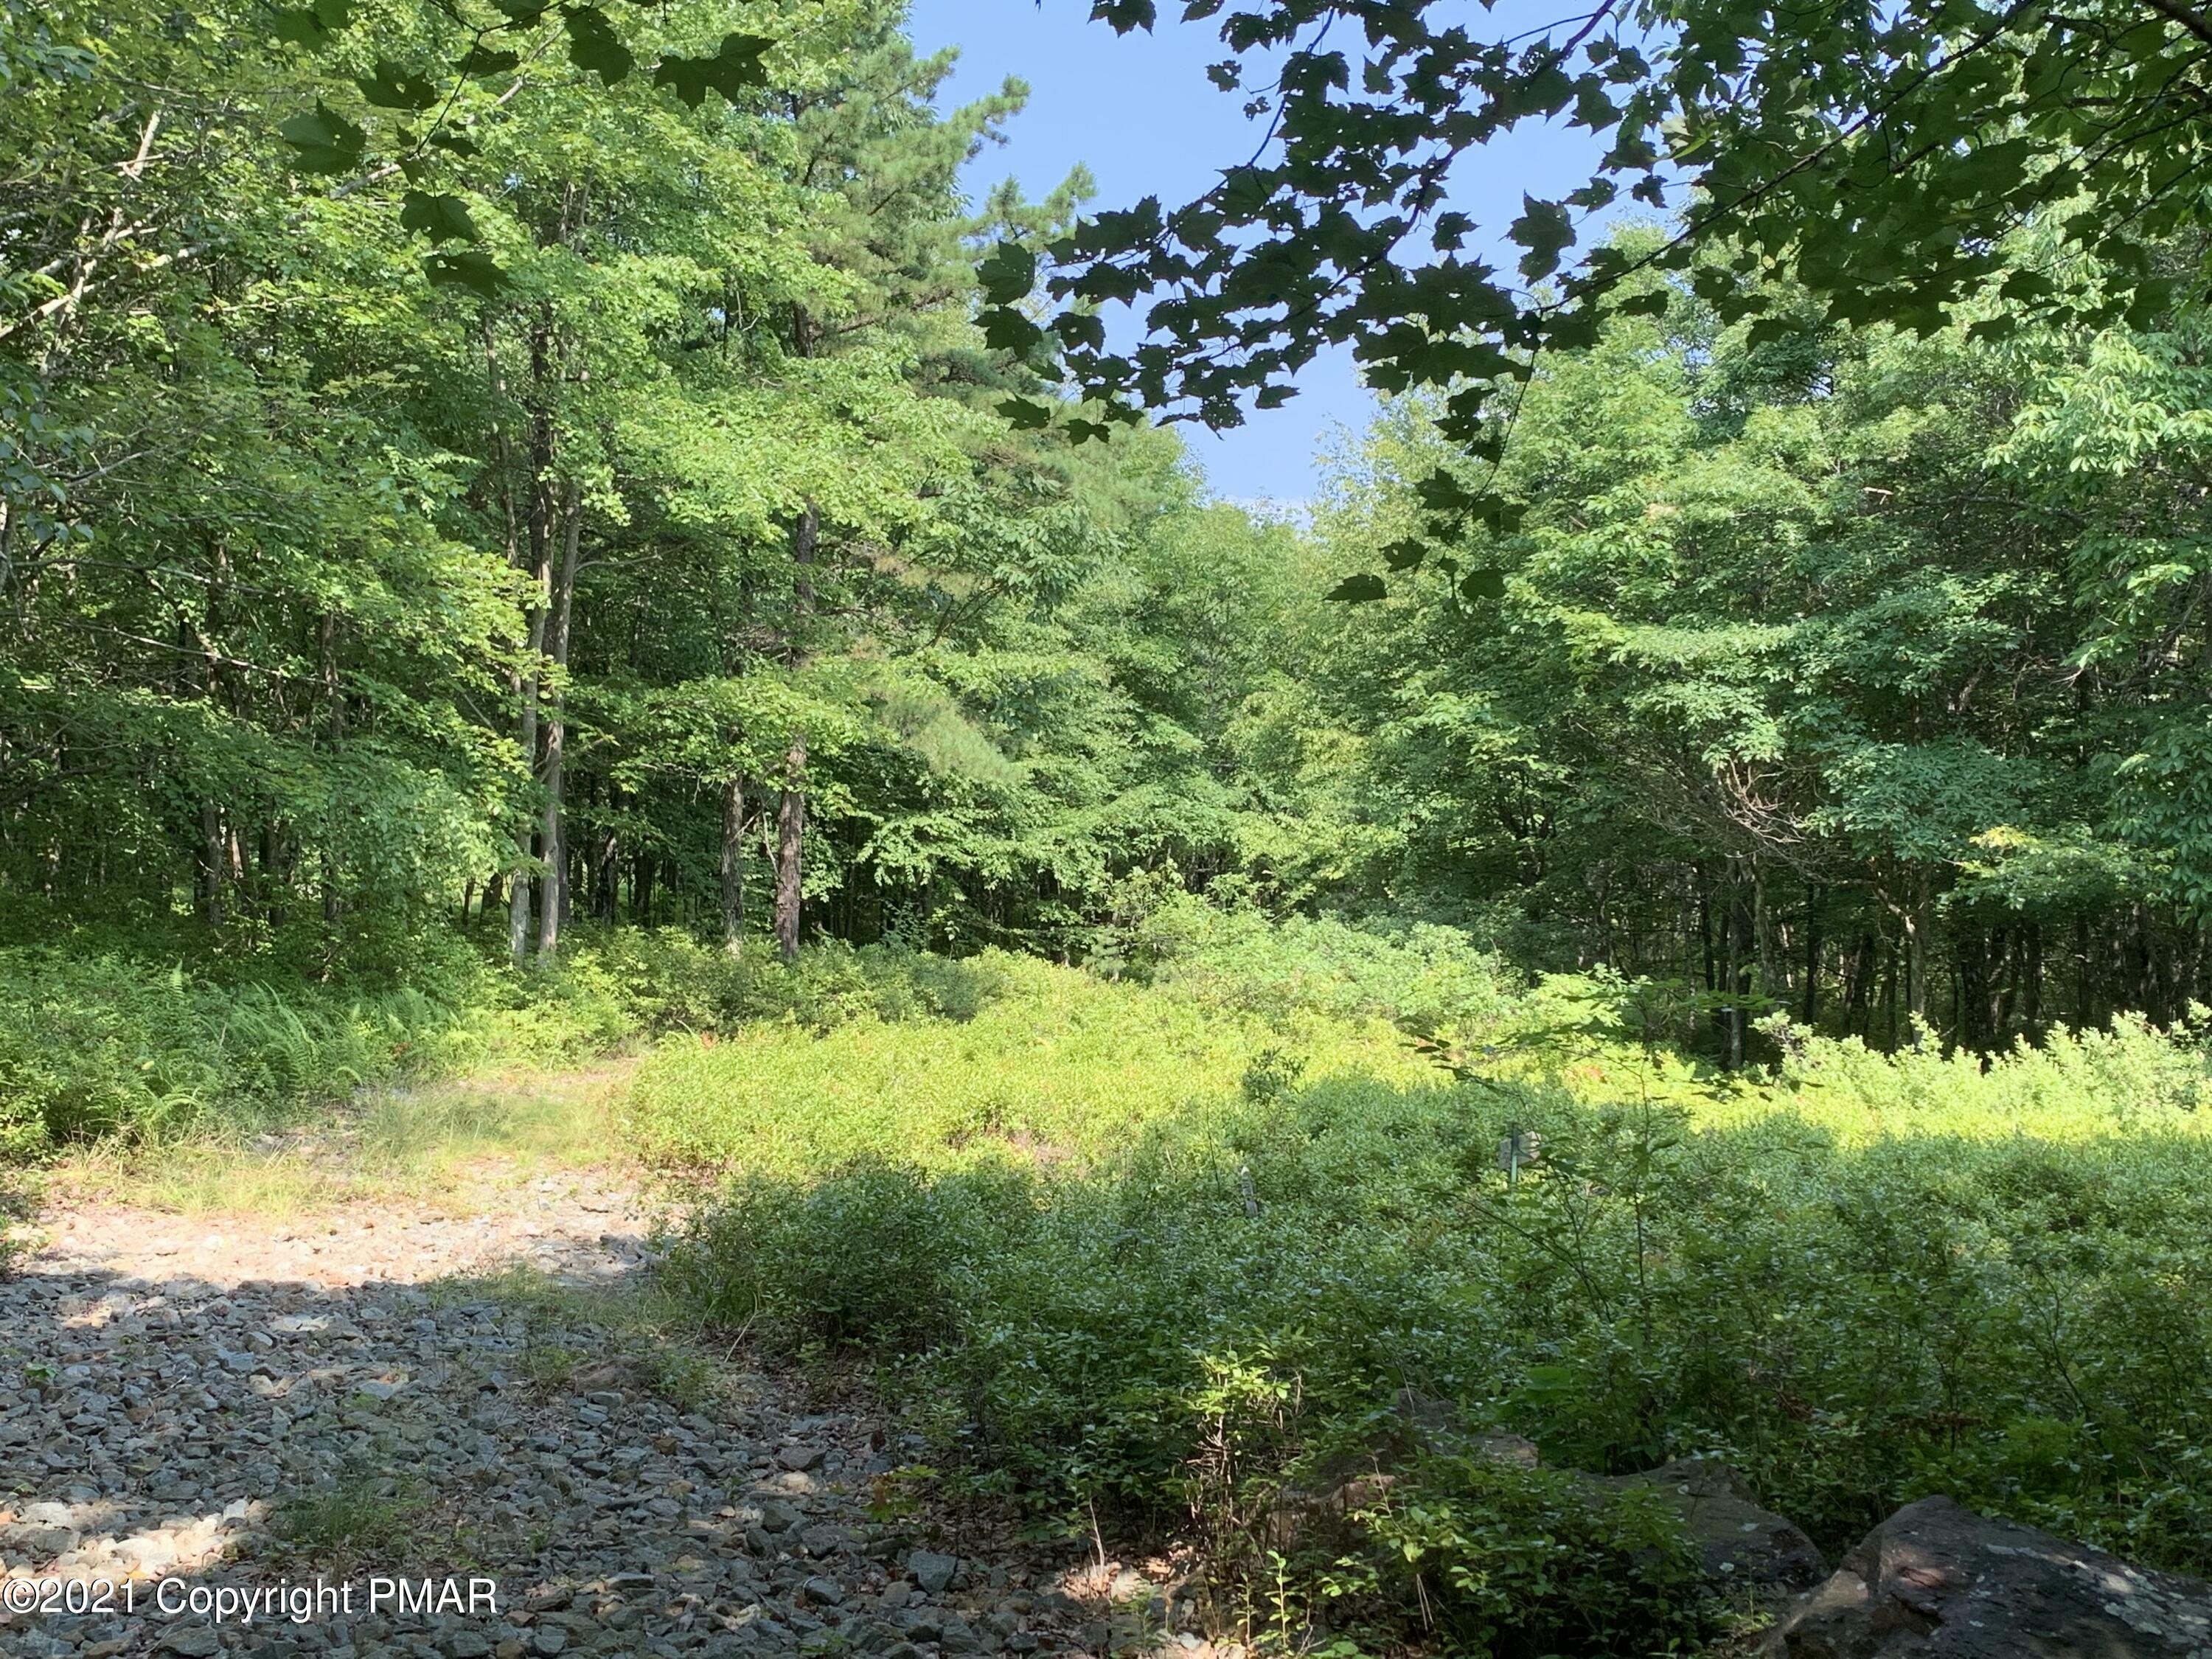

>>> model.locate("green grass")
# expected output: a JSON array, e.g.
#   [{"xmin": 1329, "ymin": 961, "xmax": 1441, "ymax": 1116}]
[
  {"xmin": 426, "ymin": 1264, "xmax": 728, "ymax": 1413},
  {"xmin": 627, "ymin": 950, "xmax": 1437, "ymax": 1178},
  {"xmin": 0, "ymin": 926, "xmax": 1007, "ymax": 1166},
  {"xmin": 270, "ymin": 1467, "xmax": 431, "ymax": 1566},
  {"xmin": 58, "ymin": 1064, "xmax": 634, "ymax": 1215},
  {"xmin": 639, "ymin": 942, "xmax": 2212, "ymax": 1657}
]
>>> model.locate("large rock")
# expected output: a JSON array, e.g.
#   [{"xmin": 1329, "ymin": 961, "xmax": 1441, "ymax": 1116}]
[
  {"xmin": 1597, "ymin": 1457, "xmax": 1828, "ymax": 1594},
  {"xmin": 1769, "ymin": 1495, "xmax": 2212, "ymax": 1656}
]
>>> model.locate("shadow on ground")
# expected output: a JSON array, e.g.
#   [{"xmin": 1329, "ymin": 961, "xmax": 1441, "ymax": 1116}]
[{"xmin": 0, "ymin": 1208, "xmax": 1084, "ymax": 1659}]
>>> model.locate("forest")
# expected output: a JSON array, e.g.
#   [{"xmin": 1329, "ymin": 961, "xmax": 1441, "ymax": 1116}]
[{"xmin": 4, "ymin": 0, "xmax": 2212, "ymax": 1654}]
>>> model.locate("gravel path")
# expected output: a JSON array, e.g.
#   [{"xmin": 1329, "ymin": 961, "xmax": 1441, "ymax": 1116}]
[{"xmin": 0, "ymin": 1175, "xmax": 1162, "ymax": 1659}]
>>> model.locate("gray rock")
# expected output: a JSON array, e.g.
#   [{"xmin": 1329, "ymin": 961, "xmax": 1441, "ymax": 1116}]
[
  {"xmin": 532, "ymin": 1627, "xmax": 571, "ymax": 1655},
  {"xmin": 802, "ymin": 1576, "xmax": 846, "ymax": 1606},
  {"xmin": 1596, "ymin": 1457, "xmax": 1826, "ymax": 1593},
  {"xmin": 1768, "ymin": 1495, "xmax": 2212, "ymax": 1656},
  {"xmin": 776, "ymin": 1446, "xmax": 824, "ymax": 1473},
  {"xmin": 909, "ymin": 1551, "xmax": 959, "ymax": 1595},
  {"xmin": 156, "ymin": 1630, "xmax": 223, "ymax": 1658}
]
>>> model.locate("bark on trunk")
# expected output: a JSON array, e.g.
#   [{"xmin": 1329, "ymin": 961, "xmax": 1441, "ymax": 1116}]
[
  {"xmin": 770, "ymin": 500, "xmax": 819, "ymax": 964},
  {"xmin": 507, "ymin": 312, "xmax": 556, "ymax": 967},
  {"xmin": 537, "ymin": 479, "xmax": 584, "ymax": 963},
  {"xmin": 507, "ymin": 595, "xmax": 546, "ymax": 965},
  {"xmin": 775, "ymin": 737, "xmax": 806, "ymax": 963},
  {"xmin": 318, "ymin": 612, "xmax": 344, "ymax": 925},
  {"xmin": 720, "ymin": 773, "xmax": 746, "ymax": 952}
]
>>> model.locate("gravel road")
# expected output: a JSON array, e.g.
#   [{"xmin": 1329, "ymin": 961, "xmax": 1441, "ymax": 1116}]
[{"xmin": 0, "ymin": 1178, "xmax": 1174, "ymax": 1659}]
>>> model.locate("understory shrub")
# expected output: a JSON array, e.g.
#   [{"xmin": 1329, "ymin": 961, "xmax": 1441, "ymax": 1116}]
[
  {"xmin": 653, "ymin": 959, "xmax": 2212, "ymax": 1654},
  {"xmin": 0, "ymin": 950, "xmax": 462, "ymax": 1152},
  {"xmin": 1124, "ymin": 891, "xmax": 1524, "ymax": 1034},
  {"xmin": 0, "ymin": 929, "xmax": 1001, "ymax": 1157}
]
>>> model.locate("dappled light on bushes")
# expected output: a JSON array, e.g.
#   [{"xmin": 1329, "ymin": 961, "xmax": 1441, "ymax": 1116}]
[{"xmin": 647, "ymin": 946, "xmax": 2212, "ymax": 1652}]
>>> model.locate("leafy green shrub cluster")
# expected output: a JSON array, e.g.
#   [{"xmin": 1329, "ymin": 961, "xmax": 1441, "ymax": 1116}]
[
  {"xmin": 0, "ymin": 950, "xmax": 463, "ymax": 1155},
  {"xmin": 1125, "ymin": 892, "xmax": 1523, "ymax": 1033},
  {"xmin": 653, "ymin": 959, "xmax": 2212, "ymax": 1654},
  {"xmin": 0, "ymin": 930, "xmax": 1000, "ymax": 1157},
  {"xmin": 627, "ymin": 950, "xmax": 1427, "ymax": 1175},
  {"xmin": 1761, "ymin": 1011, "xmax": 2212, "ymax": 1137}
]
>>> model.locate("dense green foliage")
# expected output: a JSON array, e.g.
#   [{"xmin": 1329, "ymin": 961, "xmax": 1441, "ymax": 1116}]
[
  {"xmin": 0, "ymin": 923, "xmax": 1023, "ymax": 1154},
  {"xmin": 651, "ymin": 931, "xmax": 2212, "ymax": 1652},
  {"xmin": 0, "ymin": 0, "xmax": 1306, "ymax": 968},
  {"xmin": 1247, "ymin": 261, "xmax": 2212, "ymax": 1059},
  {"xmin": 10, "ymin": 0, "xmax": 2211, "ymax": 1058},
  {"xmin": 14, "ymin": 3, "xmax": 2212, "ymax": 1654},
  {"xmin": 989, "ymin": 0, "xmax": 2212, "ymax": 455}
]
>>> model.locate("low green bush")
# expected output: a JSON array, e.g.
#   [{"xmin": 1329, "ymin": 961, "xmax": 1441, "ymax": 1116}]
[
  {"xmin": 653, "ymin": 956, "xmax": 2212, "ymax": 1655},
  {"xmin": 0, "ymin": 950, "xmax": 462, "ymax": 1152},
  {"xmin": 1126, "ymin": 891, "xmax": 1523, "ymax": 1034},
  {"xmin": 627, "ymin": 950, "xmax": 1429, "ymax": 1176},
  {"xmin": 0, "ymin": 928, "xmax": 1003, "ymax": 1157}
]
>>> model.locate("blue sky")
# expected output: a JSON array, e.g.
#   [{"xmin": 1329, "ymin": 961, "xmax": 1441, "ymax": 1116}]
[{"xmin": 903, "ymin": 0, "xmax": 1620, "ymax": 507}]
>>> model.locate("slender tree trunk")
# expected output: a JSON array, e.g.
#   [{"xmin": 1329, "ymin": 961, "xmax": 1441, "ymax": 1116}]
[
  {"xmin": 316, "ymin": 613, "xmax": 345, "ymax": 925},
  {"xmin": 1902, "ymin": 883, "xmax": 1930, "ymax": 1046},
  {"xmin": 507, "ymin": 313, "xmax": 556, "ymax": 967},
  {"xmin": 261, "ymin": 822, "xmax": 286, "ymax": 930},
  {"xmin": 1844, "ymin": 931, "xmax": 1875, "ymax": 1036},
  {"xmin": 1994, "ymin": 925, "xmax": 2019, "ymax": 1046},
  {"xmin": 1753, "ymin": 859, "xmax": 1780, "ymax": 1007},
  {"xmin": 2023, "ymin": 922, "xmax": 2043, "ymax": 1039},
  {"xmin": 507, "ymin": 597, "xmax": 546, "ymax": 966},
  {"xmin": 771, "ymin": 501, "xmax": 819, "ymax": 964},
  {"xmin": 199, "ymin": 801, "xmax": 225, "ymax": 927},
  {"xmin": 720, "ymin": 773, "xmax": 746, "ymax": 952},
  {"xmin": 775, "ymin": 737, "xmax": 806, "ymax": 963},
  {"xmin": 1957, "ymin": 926, "xmax": 1991, "ymax": 1054},
  {"xmin": 1722, "ymin": 858, "xmax": 1756, "ymax": 1067},
  {"xmin": 1882, "ymin": 942, "xmax": 1900, "ymax": 1050},
  {"xmin": 1695, "ymin": 863, "xmax": 1717, "ymax": 993},
  {"xmin": 2072, "ymin": 914, "xmax": 2091, "ymax": 1029},
  {"xmin": 1800, "ymin": 886, "xmax": 1823, "ymax": 1026},
  {"xmin": 537, "ymin": 479, "xmax": 584, "ymax": 964}
]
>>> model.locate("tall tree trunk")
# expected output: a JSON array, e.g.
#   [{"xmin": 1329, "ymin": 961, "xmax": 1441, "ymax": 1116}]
[
  {"xmin": 1695, "ymin": 862, "xmax": 1716, "ymax": 992},
  {"xmin": 318, "ymin": 612, "xmax": 344, "ymax": 925},
  {"xmin": 1729, "ymin": 873, "xmax": 1754, "ymax": 1069},
  {"xmin": 507, "ymin": 596, "xmax": 546, "ymax": 966},
  {"xmin": 720, "ymin": 773, "xmax": 746, "ymax": 953},
  {"xmin": 1881, "ymin": 942, "xmax": 1899, "ymax": 1050},
  {"xmin": 1844, "ymin": 930, "xmax": 1875, "ymax": 1035},
  {"xmin": 775, "ymin": 737, "xmax": 806, "ymax": 963},
  {"xmin": 2023, "ymin": 922, "xmax": 2043, "ymax": 1039},
  {"xmin": 1717, "ymin": 863, "xmax": 1745, "ymax": 1068},
  {"xmin": 1956, "ymin": 926, "xmax": 1991, "ymax": 1053},
  {"xmin": 507, "ymin": 312, "xmax": 556, "ymax": 967},
  {"xmin": 537, "ymin": 479, "xmax": 584, "ymax": 964},
  {"xmin": 1800, "ymin": 886, "xmax": 1823, "ymax": 1025},
  {"xmin": 2075, "ymin": 914, "xmax": 2093, "ymax": 1029},
  {"xmin": 771, "ymin": 501, "xmax": 819, "ymax": 964},
  {"xmin": 199, "ymin": 801, "xmax": 225, "ymax": 927},
  {"xmin": 1902, "ymin": 879, "xmax": 1931, "ymax": 1046}
]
